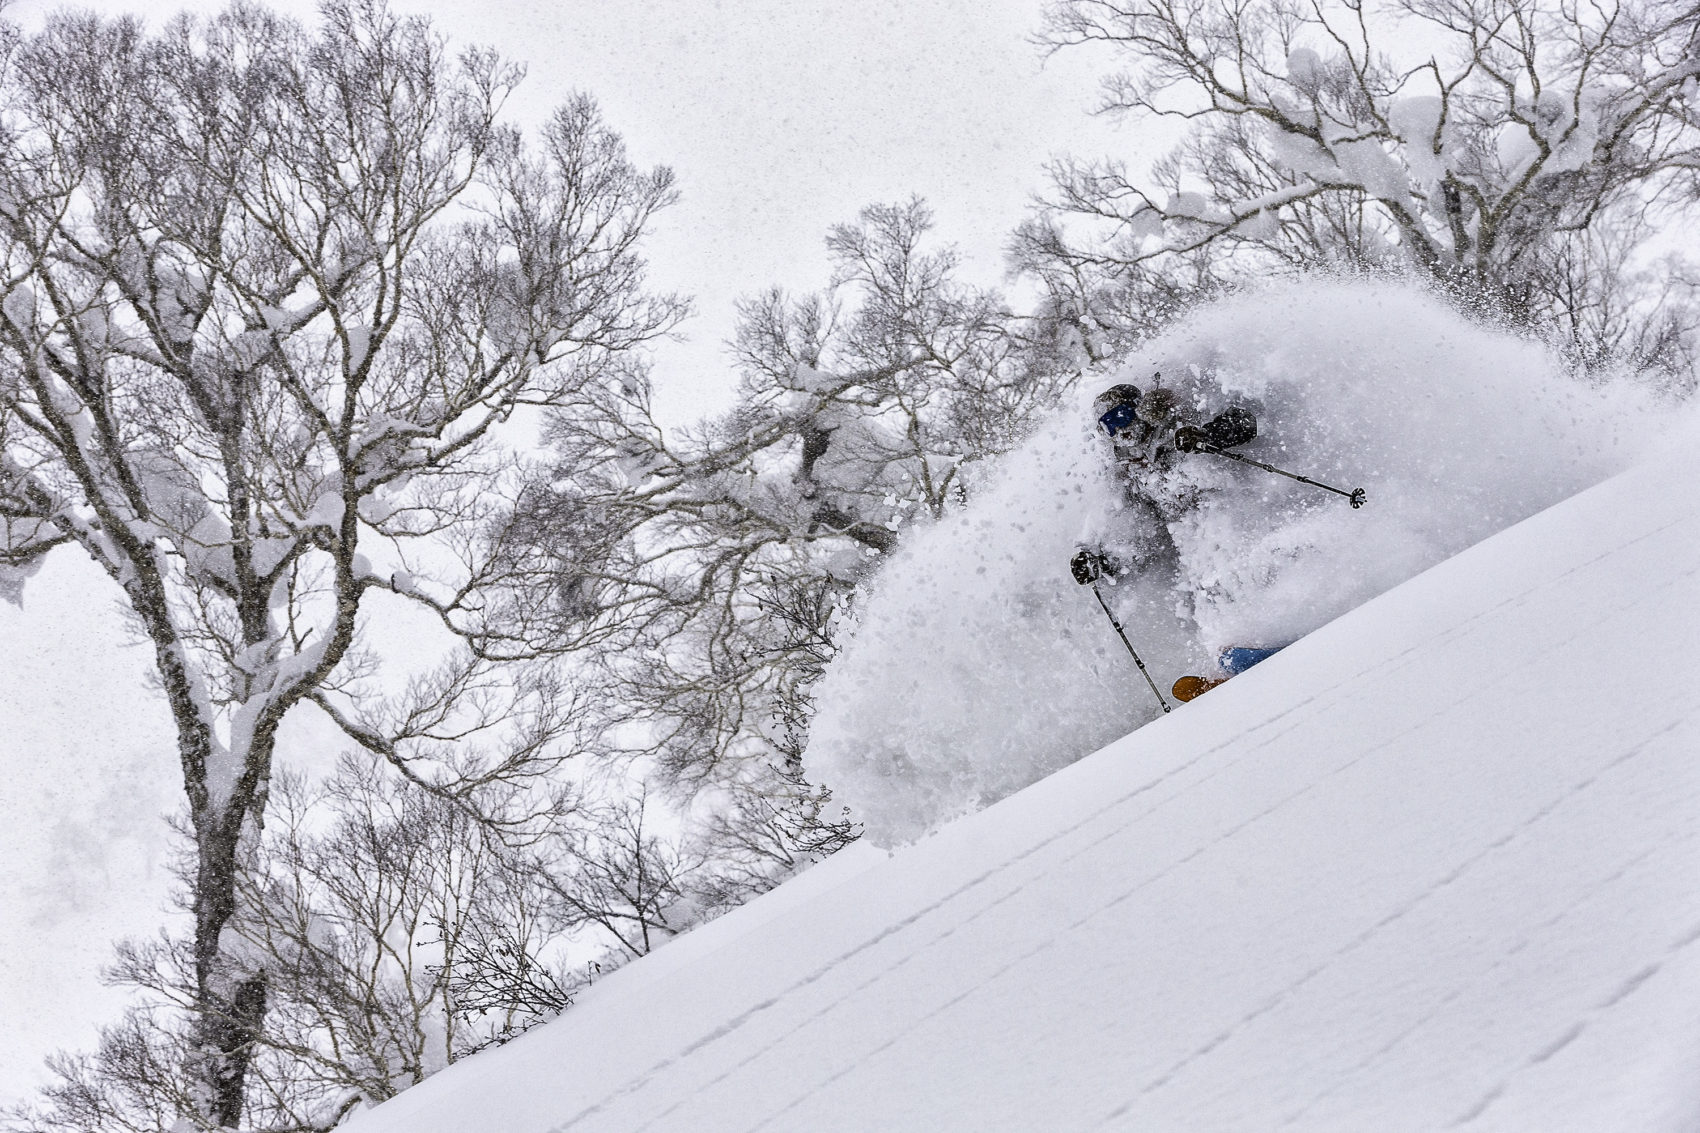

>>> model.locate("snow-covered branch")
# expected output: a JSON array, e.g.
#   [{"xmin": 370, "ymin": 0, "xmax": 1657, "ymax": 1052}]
[
  {"xmin": 0, "ymin": 2, "xmax": 677, "ymax": 1125},
  {"xmin": 1030, "ymin": 0, "xmax": 1700, "ymax": 371}
]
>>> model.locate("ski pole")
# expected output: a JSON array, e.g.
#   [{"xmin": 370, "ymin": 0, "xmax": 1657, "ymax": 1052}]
[
  {"xmin": 1185, "ymin": 438, "xmax": 1366, "ymax": 508},
  {"xmin": 1089, "ymin": 580, "xmax": 1172, "ymax": 714}
]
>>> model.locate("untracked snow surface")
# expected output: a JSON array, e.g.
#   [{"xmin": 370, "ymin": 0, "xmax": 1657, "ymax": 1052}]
[{"xmin": 346, "ymin": 409, "xmax": 1700, "ymax": 1130}]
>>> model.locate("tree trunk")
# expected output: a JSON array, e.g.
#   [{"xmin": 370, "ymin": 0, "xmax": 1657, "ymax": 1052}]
[{"xmin": 189, "ymin": 798, "xmax": 267, "ymax": 1126}]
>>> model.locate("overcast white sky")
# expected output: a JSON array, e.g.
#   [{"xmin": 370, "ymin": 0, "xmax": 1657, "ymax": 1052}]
[{"xmin": 9, "ymin": 0, "xmax": 1133, "ymax": 420}]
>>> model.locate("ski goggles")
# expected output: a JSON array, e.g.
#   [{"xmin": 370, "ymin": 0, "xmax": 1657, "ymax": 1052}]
[{"xmin": 1097, "ymin": 402, "xmax": 1139, "ymax": 437}]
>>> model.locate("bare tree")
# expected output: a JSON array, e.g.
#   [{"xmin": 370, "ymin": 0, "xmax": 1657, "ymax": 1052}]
[
  {"xmin": 0, "ymin": 1, "xmax": 678, "ymax": 1125},
  {"xmin": 224, "ymin": 762, "xmax": 564, "ymax": 1121},
  {"xmin": 8, "ymin": 760, "xmax": 579, "ymax": 1133},
  {"xmin": 522, "ymin": 201, "xmax": 1072, "ymax": 807},
  {"xmin": 537, "ymin": 785, "xmax": 706, "ymax": 960},
  {"xmin": 1021, "ymin": 0, "xmax": 1700, "ymax": 370}
]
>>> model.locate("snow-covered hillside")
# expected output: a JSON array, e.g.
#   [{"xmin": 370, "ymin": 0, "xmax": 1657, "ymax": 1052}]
[{"xmin": 343, "ymin": 401, "xmax": 1700, "ymax": 1129}]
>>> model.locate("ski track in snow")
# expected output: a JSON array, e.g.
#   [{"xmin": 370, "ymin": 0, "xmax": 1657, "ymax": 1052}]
[
  {"xmin": 1106, "ymin": 520, "xmax": 1700, "ymax": 1119},
  {"xmin": 1115, "ymin": 713, "xmax": 1697, "ymax": 1128},
  {"xmin": 818, "ymin": 589, "xmax": 1698, "ymax": 1130},
  {"xmin": 1283, "ymin": 790, "xmax": 1698, "ymax": 1126},
  {"xmin": 1446, "ymin": 925, "xmax": 1700, "ymax": 1126}
]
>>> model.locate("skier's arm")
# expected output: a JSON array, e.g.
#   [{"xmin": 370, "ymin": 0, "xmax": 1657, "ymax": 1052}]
[
  {"xmin": 1073, "ymin": 499, "xmax": 1158, "ymax": 583},
  {"xmin": 1178, "ymin": 405, "xmax": 1257, "ymax": 452},
  {"xmin": 1072, "ymin": 507, "xmax": 1111, "ymax": 584}
]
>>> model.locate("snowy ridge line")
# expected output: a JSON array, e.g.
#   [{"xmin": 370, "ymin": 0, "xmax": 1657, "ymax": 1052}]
[
  {"xmin": 625, "ymin": 740, "xmax": 1269, "ymax": 1132},
  {"xmin": 543, "ymin": 697, "xmax": 1298, "ymax": 1128},
  {"xmin": 549, "ymin": 694, "xmax": 1262, "ymax": 1132},
  {"xmin": 341, "ymin": 433, "xmax": 1700, "ymax": 1131},
  {"xmin": 797, "ymin": 680, "xmax": 1693, "ymax": 1131},
  {"xmin": 541, "ymin": 631, "xmax": 1380, "ymax": 1123},
  {"xmin": 556, "ymin": 462, "xmax": 1695, "ymax": 1133},
  {"xmin": 545, "ymin": 662, "xmax": 1354, "ymax": 1128},
  {"xmin": 599, "ymin": 718, "xmax": 1336, "ymax": 1129},
  {"xmin": 1282, "ymin": 820, "xmax": 1700, "ymax": 1127},
  {"xmin": 554, "ymin": 466, "xmax": 1697, "ymax": 1132}
]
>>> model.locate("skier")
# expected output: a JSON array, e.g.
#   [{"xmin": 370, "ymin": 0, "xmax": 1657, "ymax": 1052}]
[
  {"xmin": 1069, "ymin": 376, "xmax": 1362, "ymax": 712},
  {"xmin": 1069, "ymin": 378, "xmax": 1258, "ymax": 586},
  {"xmin": 1060, "ymin": 376, "xmax": 1264, "ymax": 715}
]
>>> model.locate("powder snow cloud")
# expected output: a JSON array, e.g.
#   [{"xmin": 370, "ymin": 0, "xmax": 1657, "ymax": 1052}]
[{"xmin": 805, "ymin": 279, "xmax": 1668, "ymax": 845}]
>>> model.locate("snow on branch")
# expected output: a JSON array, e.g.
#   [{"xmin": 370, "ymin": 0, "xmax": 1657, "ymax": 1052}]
[
  {"xmin": 1029, "ymin": 0, "xmax": 1700, "ymax": 346},
  {"xmin": 0, "ymin": 2, "xmax": 679, "ymax": 1123}
]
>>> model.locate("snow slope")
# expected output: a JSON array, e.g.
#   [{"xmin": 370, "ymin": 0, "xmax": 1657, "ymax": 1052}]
[{"xmin": 347, "ymin": 439, "xmax": 1700, "ymax": 1131}]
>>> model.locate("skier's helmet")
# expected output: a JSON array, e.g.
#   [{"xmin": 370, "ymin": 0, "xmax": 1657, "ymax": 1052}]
[
  {"xmin": 1095, "ymin": 383, "xmax": 1142, "ymax": 409},
  {"xmin": 1094, "ymin": 384, "xmax": 1142, "ymax": 437},
  {"xmin": 1136, "ymin": 387, "xmax": 1178, "ymax": 426}
]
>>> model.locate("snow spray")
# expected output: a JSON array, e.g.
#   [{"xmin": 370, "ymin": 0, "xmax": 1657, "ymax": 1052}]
[{"xmin": 805, "ymin": 279, "xmax": 1666, "ymax": 845}]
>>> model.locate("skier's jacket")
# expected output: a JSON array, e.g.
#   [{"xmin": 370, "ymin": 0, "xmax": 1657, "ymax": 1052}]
[{"xmin": 1076, "ymin": 383, "xmax": 1258, "ymax": 580}]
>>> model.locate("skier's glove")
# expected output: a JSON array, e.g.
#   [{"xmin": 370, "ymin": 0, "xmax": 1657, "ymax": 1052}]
[
  {"xmin": 1070, "ymin": 548, "xmax": 1105, "ymax": 585},
  {"xmin": 1174, "ymin": 425, "xmax": 1208, "ymax": 453}
]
